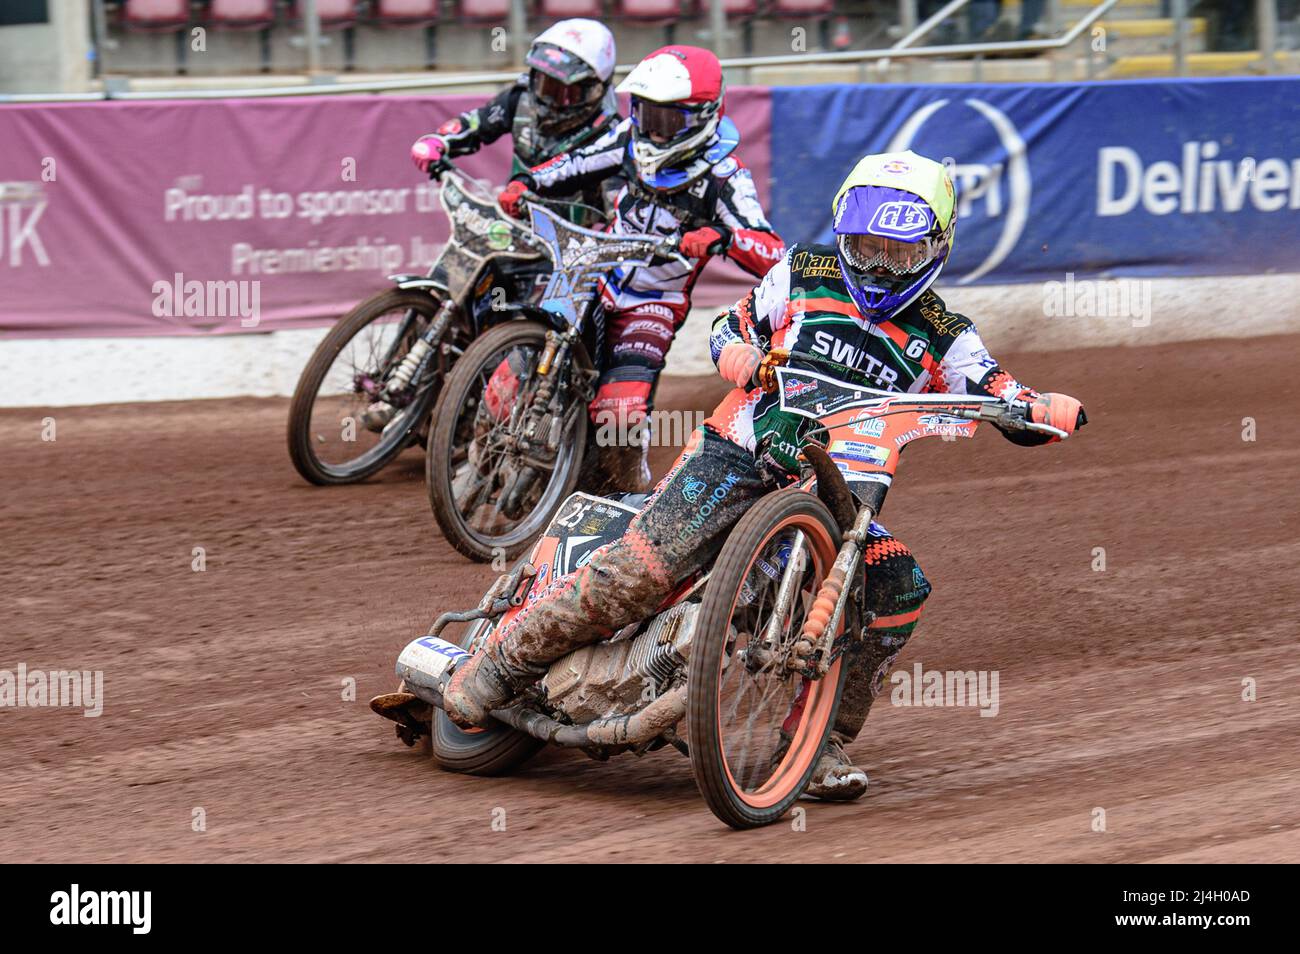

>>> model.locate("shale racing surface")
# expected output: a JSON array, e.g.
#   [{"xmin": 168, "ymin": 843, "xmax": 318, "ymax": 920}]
[{"xmin": 2, "ymin": 334, "xmax": 1298, "ymax": 863}]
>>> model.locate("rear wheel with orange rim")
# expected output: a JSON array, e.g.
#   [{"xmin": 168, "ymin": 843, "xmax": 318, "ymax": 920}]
[{"xmin": 688, "ymin": 490, "xmax": 847, "ymax": 829}]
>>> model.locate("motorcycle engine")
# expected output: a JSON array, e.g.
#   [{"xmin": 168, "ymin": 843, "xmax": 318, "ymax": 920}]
[{"xmin": 541, "ymin": 601, "xmax": 698, "ymax": 724}]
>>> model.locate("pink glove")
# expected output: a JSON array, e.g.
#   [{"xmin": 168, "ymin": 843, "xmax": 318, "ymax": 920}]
[
  {"xmin": 410, "ymin": 135, "xmax": 446, "ymax": 174},
  {"xmin": 1029, "ymin": 392, "xmax": 1085, "ymax": 442},
  {"xmin": 718, "ymin": 342, "xmax": 763, "ymax": 389}
]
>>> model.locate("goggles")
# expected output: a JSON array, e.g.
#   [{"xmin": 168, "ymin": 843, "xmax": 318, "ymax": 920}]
[
  {"xmin": 838, "ymin": 230, "xmax": 944, "ymax": 276},
  {"xmin": 630, "ymin": 98, "xmax": 704, "ymax": 144},
  {"xmin": 529, "ymin": 70, "xmax": 602, "ymax": 108}
]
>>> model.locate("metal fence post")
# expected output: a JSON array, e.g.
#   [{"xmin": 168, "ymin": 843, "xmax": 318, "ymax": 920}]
[
  {"xmin": 510, "ymin": 0, "xmax": 528, "ymax": 68},
  {"xmin": 303, "ymin": 0, "xmax": 322, "ymax": 73},
  {"xmin": 711, "ymin": 0, "xmax": 729, "ymax": 59},
  {"xmin": 899, "ymin": 0, "xmax": 918, "ymax": 34},
  {"xmin": 1045, "ymin": 0, "xmax": 1061, "ymax": 35},
  {"xmin": 1171, "ymin": 0, "xmax": 1188, "ymax": 76},
  {"xmin": 1257, "ymin": 0, "xmax": 1278, "ymax": 74}
]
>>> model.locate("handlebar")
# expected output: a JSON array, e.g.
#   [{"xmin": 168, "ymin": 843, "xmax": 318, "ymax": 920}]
[
  {"xmin": 426, "ymin": 158, "xmax": 602, "ymax": 219},
  {"xmin": 951, "ymin": 403, "xmax": 1071, "ymax": 441},
  {"xmin": 516, "ymin": 187, "xmax": 607, "ymax": 224},
  {"xmin": 649, "ymin": 236, "xmax": 691, "ymax": 270},
  {"xmin": 753, "ymin": 348, "xmax": 1073, "ymax": 441}
]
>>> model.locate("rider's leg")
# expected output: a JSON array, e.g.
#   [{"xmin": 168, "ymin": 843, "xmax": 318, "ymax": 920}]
[
  {"xmin": 589, "ymin": 300, "xmax": 689, "ymax": 494},
  {"xmin": 806, "ymin": 524, "xmax": 931, "ymax": 801},
  {"xmin": 443, "ymin": 423, "xmax": 774, "ymax": 726}
]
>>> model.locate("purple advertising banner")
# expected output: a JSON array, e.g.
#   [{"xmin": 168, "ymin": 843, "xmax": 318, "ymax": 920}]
[{"xmin": 0, "ymin": 89, "xmax": 771, "ymax": 338}]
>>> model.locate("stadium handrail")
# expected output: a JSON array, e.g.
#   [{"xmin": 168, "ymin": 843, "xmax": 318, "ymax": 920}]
[
  {"xmin": 1, "ymin": 1, "xmax": 1188, "ymax": 104},
  {"xmin": 879, "ymin": 0, "xmax": 971, "ymax": 77},
  {"xmin": 893, "ymin": 0, "xmax": 972, "ymax": 52}
]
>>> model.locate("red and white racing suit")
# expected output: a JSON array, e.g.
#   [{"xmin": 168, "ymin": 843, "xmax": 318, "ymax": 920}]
[{"xmin": 520, "ymin": 118, "xmax": 784, "ymax": 430}]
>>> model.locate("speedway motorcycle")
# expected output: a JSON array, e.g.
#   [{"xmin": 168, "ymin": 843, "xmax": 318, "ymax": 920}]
[
  {"xmin": 286, "ymin": 157, "xmax": 601, "ymax": 485},
  {"xmin": 424, "ymin": 199, "xmax": 688, "ymax": 562},
  {"xmin": 372, "ymin": 350, "xmax": 1073, "ymax": 829}
]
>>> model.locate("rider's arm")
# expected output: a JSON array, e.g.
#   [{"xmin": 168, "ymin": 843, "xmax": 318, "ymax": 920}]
[
  {"xmin": 518, "ymin": 119, "xmax": 627, "ymax": 195},
  {"xmin": 435, "ymin": 80, "xmax": 525, "ymax": 158},
  {"xmin": 708, "ymin": 162, "xmax": 786, "ymax": 278},
  {"xmin": 938, "ymin": 324, "xmax": 1082, "ymax": 446},
  {"xmin": 709, "ymin": 247, "xmax": 795, "ymax": 370}
]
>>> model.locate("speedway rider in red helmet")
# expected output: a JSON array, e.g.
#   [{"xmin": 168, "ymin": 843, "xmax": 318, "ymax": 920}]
[{"xmin": 495, "ymin": 45, "xmax": 785, "ymax": 492}]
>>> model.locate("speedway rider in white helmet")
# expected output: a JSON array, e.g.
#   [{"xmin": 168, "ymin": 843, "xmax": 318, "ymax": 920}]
[
  {"xmin": 494, "ymin": 45, "xmax": 785, "ymax": 492},
  {"xmin": 408, "ymin": 19, "xmax": 620, "ymax": 211}
]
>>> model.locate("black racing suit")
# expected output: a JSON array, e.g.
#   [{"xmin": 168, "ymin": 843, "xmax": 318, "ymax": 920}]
[
  {"xmin": 431, "ymin": 75, "xmax": 621, "ymax": 216},
  {"xmin": 482, "ymin": 243, "xmax": 1052, "ymax": 743}
]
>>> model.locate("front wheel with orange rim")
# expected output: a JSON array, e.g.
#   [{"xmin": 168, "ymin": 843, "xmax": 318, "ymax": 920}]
[{"xmin": 687, "ymin": 490, "xmax": 847, "ymax": 829}]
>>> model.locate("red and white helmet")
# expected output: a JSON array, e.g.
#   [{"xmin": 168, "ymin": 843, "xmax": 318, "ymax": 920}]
[{"xmin": 616, "ymin": 46, "xmax": 725, "ymax": 190}]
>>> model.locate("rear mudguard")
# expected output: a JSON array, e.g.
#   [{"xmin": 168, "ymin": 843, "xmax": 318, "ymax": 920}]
[{"xmin": 387, "ymin": 274, "xmax": 448, "ymax": 295}]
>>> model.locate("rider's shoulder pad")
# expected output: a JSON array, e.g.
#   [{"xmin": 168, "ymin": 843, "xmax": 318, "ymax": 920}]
[{"xmin": 711, "ymin": 155, "xmax": 744, "ymax": 178}]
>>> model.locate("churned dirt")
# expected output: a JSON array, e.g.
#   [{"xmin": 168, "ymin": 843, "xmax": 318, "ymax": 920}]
[{"xmin": 1, "ymin": 334, "xmax": 1298, "ymax": 863}]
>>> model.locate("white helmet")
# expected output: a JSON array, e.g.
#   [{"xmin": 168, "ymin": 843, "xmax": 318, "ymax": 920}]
[
  {"xmin": 616, "ymin": 45, "xmax": 726, "ymax": 192},
  {"xmin": 526, "ymin": 20, "xmax": 617, "ymax": 135}
]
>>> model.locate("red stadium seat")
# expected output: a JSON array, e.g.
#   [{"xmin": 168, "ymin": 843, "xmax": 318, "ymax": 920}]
[
  {"xmin": 771, "ymin": 0, "xmax": 834, "ymax": 14},
  {"xmin": 539, "ymin": 0, "xmax": 605, "ymax": 17},
  {"xmin": 616, "ymin": 0, "xmax": 682, "ymax": 22},
  {"xmin": 207, "ymin": 0, "xmax": 278, "ymax": 28},
  {"xmin": 458, "ymin": 0, "xmax": 512, "ymax": 22},
  {"xmin": 693, "ymin": 0, "xmax": 758, "ymax": 16},
  {"xmin": 123, "ymin": 0, "xmax": 190, "ymax": 31},
  {"xmin": 372, "ymin": 0, "xmax": 441, "ymax": 22}
]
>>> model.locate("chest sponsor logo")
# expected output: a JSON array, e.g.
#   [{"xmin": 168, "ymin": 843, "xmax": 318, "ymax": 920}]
[
  {"xmin": 918, "ymin": 296, "xmax": 970, "ymax": 336},
  {"xmin": 790, "ymin": 250, "xmax": 841, "ymax": 279},
  {"xmin": 811, "ymin": 330, "xmax": 900, "ymax": 388}
]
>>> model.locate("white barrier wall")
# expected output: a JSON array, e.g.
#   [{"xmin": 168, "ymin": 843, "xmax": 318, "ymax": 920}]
[{"xmin": 3, "ymin": 273, "xmax": 1298, "ymax": 408}]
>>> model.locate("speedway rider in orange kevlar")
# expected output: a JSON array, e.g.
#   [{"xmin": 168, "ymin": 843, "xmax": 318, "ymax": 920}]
[{"xmin": 447, "ymin": 151, "xmax": 1086, "ymax": 799}]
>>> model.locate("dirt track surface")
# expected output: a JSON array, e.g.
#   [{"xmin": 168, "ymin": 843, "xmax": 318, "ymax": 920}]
[{"xmin": 2, "ymin": 334, "xmax": 1299, "ymax": 863}]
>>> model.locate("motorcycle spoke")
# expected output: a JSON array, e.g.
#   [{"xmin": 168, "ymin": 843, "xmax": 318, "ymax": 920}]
[{"xmin": 716, "ymin": 527, "xmax": 821, "ymax": 794}]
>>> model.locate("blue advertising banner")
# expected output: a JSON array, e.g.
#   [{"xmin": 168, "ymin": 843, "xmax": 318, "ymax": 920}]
[{"xmin": 769, "ymin": 76, "xmax": 1300, "ymax": 285}]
